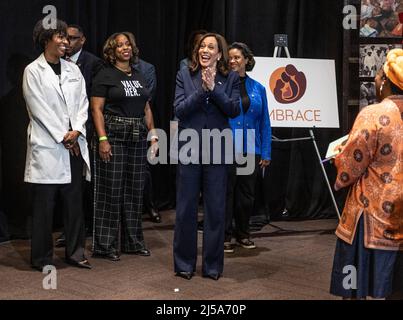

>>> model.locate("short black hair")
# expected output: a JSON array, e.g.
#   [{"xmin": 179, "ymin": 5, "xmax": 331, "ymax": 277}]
[
  {"xmin": 377, "ymin": 67, "xmax": 403, "ymax": 95},
  {"xmin": 67, "ymin": 24, "xmax": 84, "ymax": 35},
  {"xmin": 228, "ymin": 42, "xmax": 256, "ymax": 72},
  {"xmin": 390, "ymin": 79, "xmax": 403, "ymax": 95},
  {"xmin": 185, "ymin": 29, "xmax": 208, "ymax": 60},
  {"xmin": 33, "ymin": 19, "xmax": 67, "ymax": 51}
]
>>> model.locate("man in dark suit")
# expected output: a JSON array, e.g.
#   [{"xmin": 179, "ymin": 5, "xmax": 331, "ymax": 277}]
[
  {"xmin": 133, "ymin": 57, "xmax": 161, "ymax": 224},
  {"xmin": 65, "ymin": 25, "xmax": 104, "ymax": 101},
  {"xmin": 55, "ymin": 24, "xmax": 103, "ymax": 247}
]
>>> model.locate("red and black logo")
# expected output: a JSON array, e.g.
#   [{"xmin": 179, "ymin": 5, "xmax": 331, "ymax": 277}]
[{"xmin": 269, "ymin": 65, "xmax": 307, "ymax": 104}]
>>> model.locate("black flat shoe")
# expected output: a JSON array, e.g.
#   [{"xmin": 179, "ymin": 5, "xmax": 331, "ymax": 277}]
[
  {"xmin": 92, "ymin": 252, "xmax": 120, "ymax": 261},
  {"xmin": 204, "ymin": 273, "xmax": 221, "ymax": 281},
  {"xmin": 55, "ymin": 233, "xmax": 66, "ymax": 248},
  {"xmin": 133, "ymin": 249, "xmax": 151, "ymax": 256},
  {"xmin": 149, "ymin": 208, "xmax": 162, "ymax": 223},
  {"xmin": 31, "ymin": 265, "xmax": 45, "ymax": 272},
  {"xmin": 176, "ymin": 272, "xmax": 193, "ymax": 280},
  {"xmin": 66, "ymin": 258, "xmax": 92, "ymax": 269}
]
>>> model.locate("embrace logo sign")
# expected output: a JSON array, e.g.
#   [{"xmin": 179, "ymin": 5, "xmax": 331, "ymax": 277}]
[
  {"xmin": 269, "ymin": 65, "xmax": 307, "ymax": 104},
  {"xmin": 250, "ymin": 57, "xmax": 339, "ymax": 127}
]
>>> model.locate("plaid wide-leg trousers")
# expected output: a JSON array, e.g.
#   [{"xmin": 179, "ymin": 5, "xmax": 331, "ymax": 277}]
[{"xmin": 92, "ymin": 115, "xmax": 148, "ymax": 255}]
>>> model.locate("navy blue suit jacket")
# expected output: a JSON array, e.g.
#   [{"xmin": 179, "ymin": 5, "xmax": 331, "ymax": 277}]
[
  {"xmin": 174, "ymin": 68, "xmax": 240, "ymax": 163},
  {"xmin": 76, "ymin": 50, "xmax": 104, "ymax": 97},
  {"xmin": 174, "ymin": 68, "xmax": 240, "ymax": 131}
]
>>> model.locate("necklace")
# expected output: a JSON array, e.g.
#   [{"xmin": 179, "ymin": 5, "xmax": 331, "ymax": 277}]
[{"xmin": 115, "ymin": 64, "xmax": 132, "ymax": 75}]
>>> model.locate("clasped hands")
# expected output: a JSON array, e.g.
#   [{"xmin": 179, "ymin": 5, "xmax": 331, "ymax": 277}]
[
  {"xmin": 202, "ymin": 67, "xmax": 216, "ymax": 92},
  {"xmin": 63, "ymin": 130, "xmax": 80, "ymax": 156}
]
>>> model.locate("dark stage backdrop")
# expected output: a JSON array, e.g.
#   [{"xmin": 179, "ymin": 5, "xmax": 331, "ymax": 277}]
[{"xmin": 0, "ymin": 0, "xmax": 346, "ymax": 239}]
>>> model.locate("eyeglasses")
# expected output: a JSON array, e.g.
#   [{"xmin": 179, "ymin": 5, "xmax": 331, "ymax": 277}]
[{"xmin": 68, "ymin": 36, "xmax": 82, "ymax": 41}]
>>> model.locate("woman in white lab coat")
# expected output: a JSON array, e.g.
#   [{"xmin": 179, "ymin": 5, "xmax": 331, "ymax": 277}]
[{"xmin": 22, "ymin": 19, "xmax": 91, "ymax": 270}]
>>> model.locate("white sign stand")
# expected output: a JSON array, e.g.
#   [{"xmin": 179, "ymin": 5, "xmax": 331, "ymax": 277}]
[{"xmin": 271, "ymin": 43, "xmax": 341, "ymax": 220}]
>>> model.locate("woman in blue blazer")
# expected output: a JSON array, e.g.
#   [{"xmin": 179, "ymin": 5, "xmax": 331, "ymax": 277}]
[
  {"xmin": 173, "ymin": 33, "xmax": 240, "ymax": 280},
  {"xmin": 224, "ymin": 42, "xmax": 272, "ymax": 253}
]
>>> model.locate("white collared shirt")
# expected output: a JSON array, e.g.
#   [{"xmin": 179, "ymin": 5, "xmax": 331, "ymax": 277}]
[{"xmin": 68, "ymin": 49, "xmax": 82, "ymax": 64}]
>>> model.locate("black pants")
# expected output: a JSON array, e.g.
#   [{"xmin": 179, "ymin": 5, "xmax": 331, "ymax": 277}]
[
  {"xmin": 225, "ymin": 155, "xmax": 260, "ymax": 242},
  {"xmin": 93, "ymin": 116, "xmax": 147, "ymax": 255},
  {"xmin": 30, "ymin": 154, "xmax": 86, "ymax": 268},
  {"xmin": 57, "ymin": 122, "xmax": 94, "ymax": 235},
  {"xmin": 83, "ymin": 121, "xmax": 95, "ymax": 233},
  {"xmin": 142, "ymin": 162, "xmax": 155, "ymax": 213}
]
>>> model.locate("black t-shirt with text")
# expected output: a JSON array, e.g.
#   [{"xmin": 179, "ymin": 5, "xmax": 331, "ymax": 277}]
[{"xmin": 91, "ymin": 66, "xmax": 150, "ymax": 117}]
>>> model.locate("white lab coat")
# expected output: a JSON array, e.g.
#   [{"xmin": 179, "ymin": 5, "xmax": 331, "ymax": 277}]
[{"xmin": 22, "ymin": 53, "xmax": 91, "ymax": 184}]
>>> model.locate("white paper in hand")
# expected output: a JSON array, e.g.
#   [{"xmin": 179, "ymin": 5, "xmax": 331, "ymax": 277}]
[{"xmin": 325, "ymin": 135, "xmax": 349, "ymax": 159}]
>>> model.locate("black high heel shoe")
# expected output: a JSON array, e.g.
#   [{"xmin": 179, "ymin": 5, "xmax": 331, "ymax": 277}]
[
  {"xmin": 203, "ymin": 273, "xmax": 221, "ymax": 281},
  {"xmin": 175, "ymin": 272, "xmax": 193, "ymax": 280}
]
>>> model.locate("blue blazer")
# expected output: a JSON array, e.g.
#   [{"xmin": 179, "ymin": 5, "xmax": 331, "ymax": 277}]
[
  {"xmin": 134, "ymin": 59, "xmax": 157, "ymax": 103},
  {"xmin": 229, "ymin": 75, "xmax": 272, "ymax": 160},
  {"xmin": 174, "ymin": 68, "xmax": 240, "ymax": 163},
  {"xmin": 174, "ymin": 68, "xmax": 240, "ymax": 130}
]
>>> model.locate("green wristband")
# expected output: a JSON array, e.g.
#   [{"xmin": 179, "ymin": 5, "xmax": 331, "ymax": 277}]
[{"xmin": 99, "ymin": 136, "xmax": 108, "ymax": 142}]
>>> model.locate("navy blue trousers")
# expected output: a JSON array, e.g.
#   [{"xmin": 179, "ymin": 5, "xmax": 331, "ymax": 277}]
[{"xmin": 174, "ymin": 163, "xmax": 227, "ymax": 276}]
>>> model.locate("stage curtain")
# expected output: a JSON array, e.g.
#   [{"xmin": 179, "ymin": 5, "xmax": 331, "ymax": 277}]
[{"xmin": 0, "ymin": 0, "xmax": 345, "ymax": 238}]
